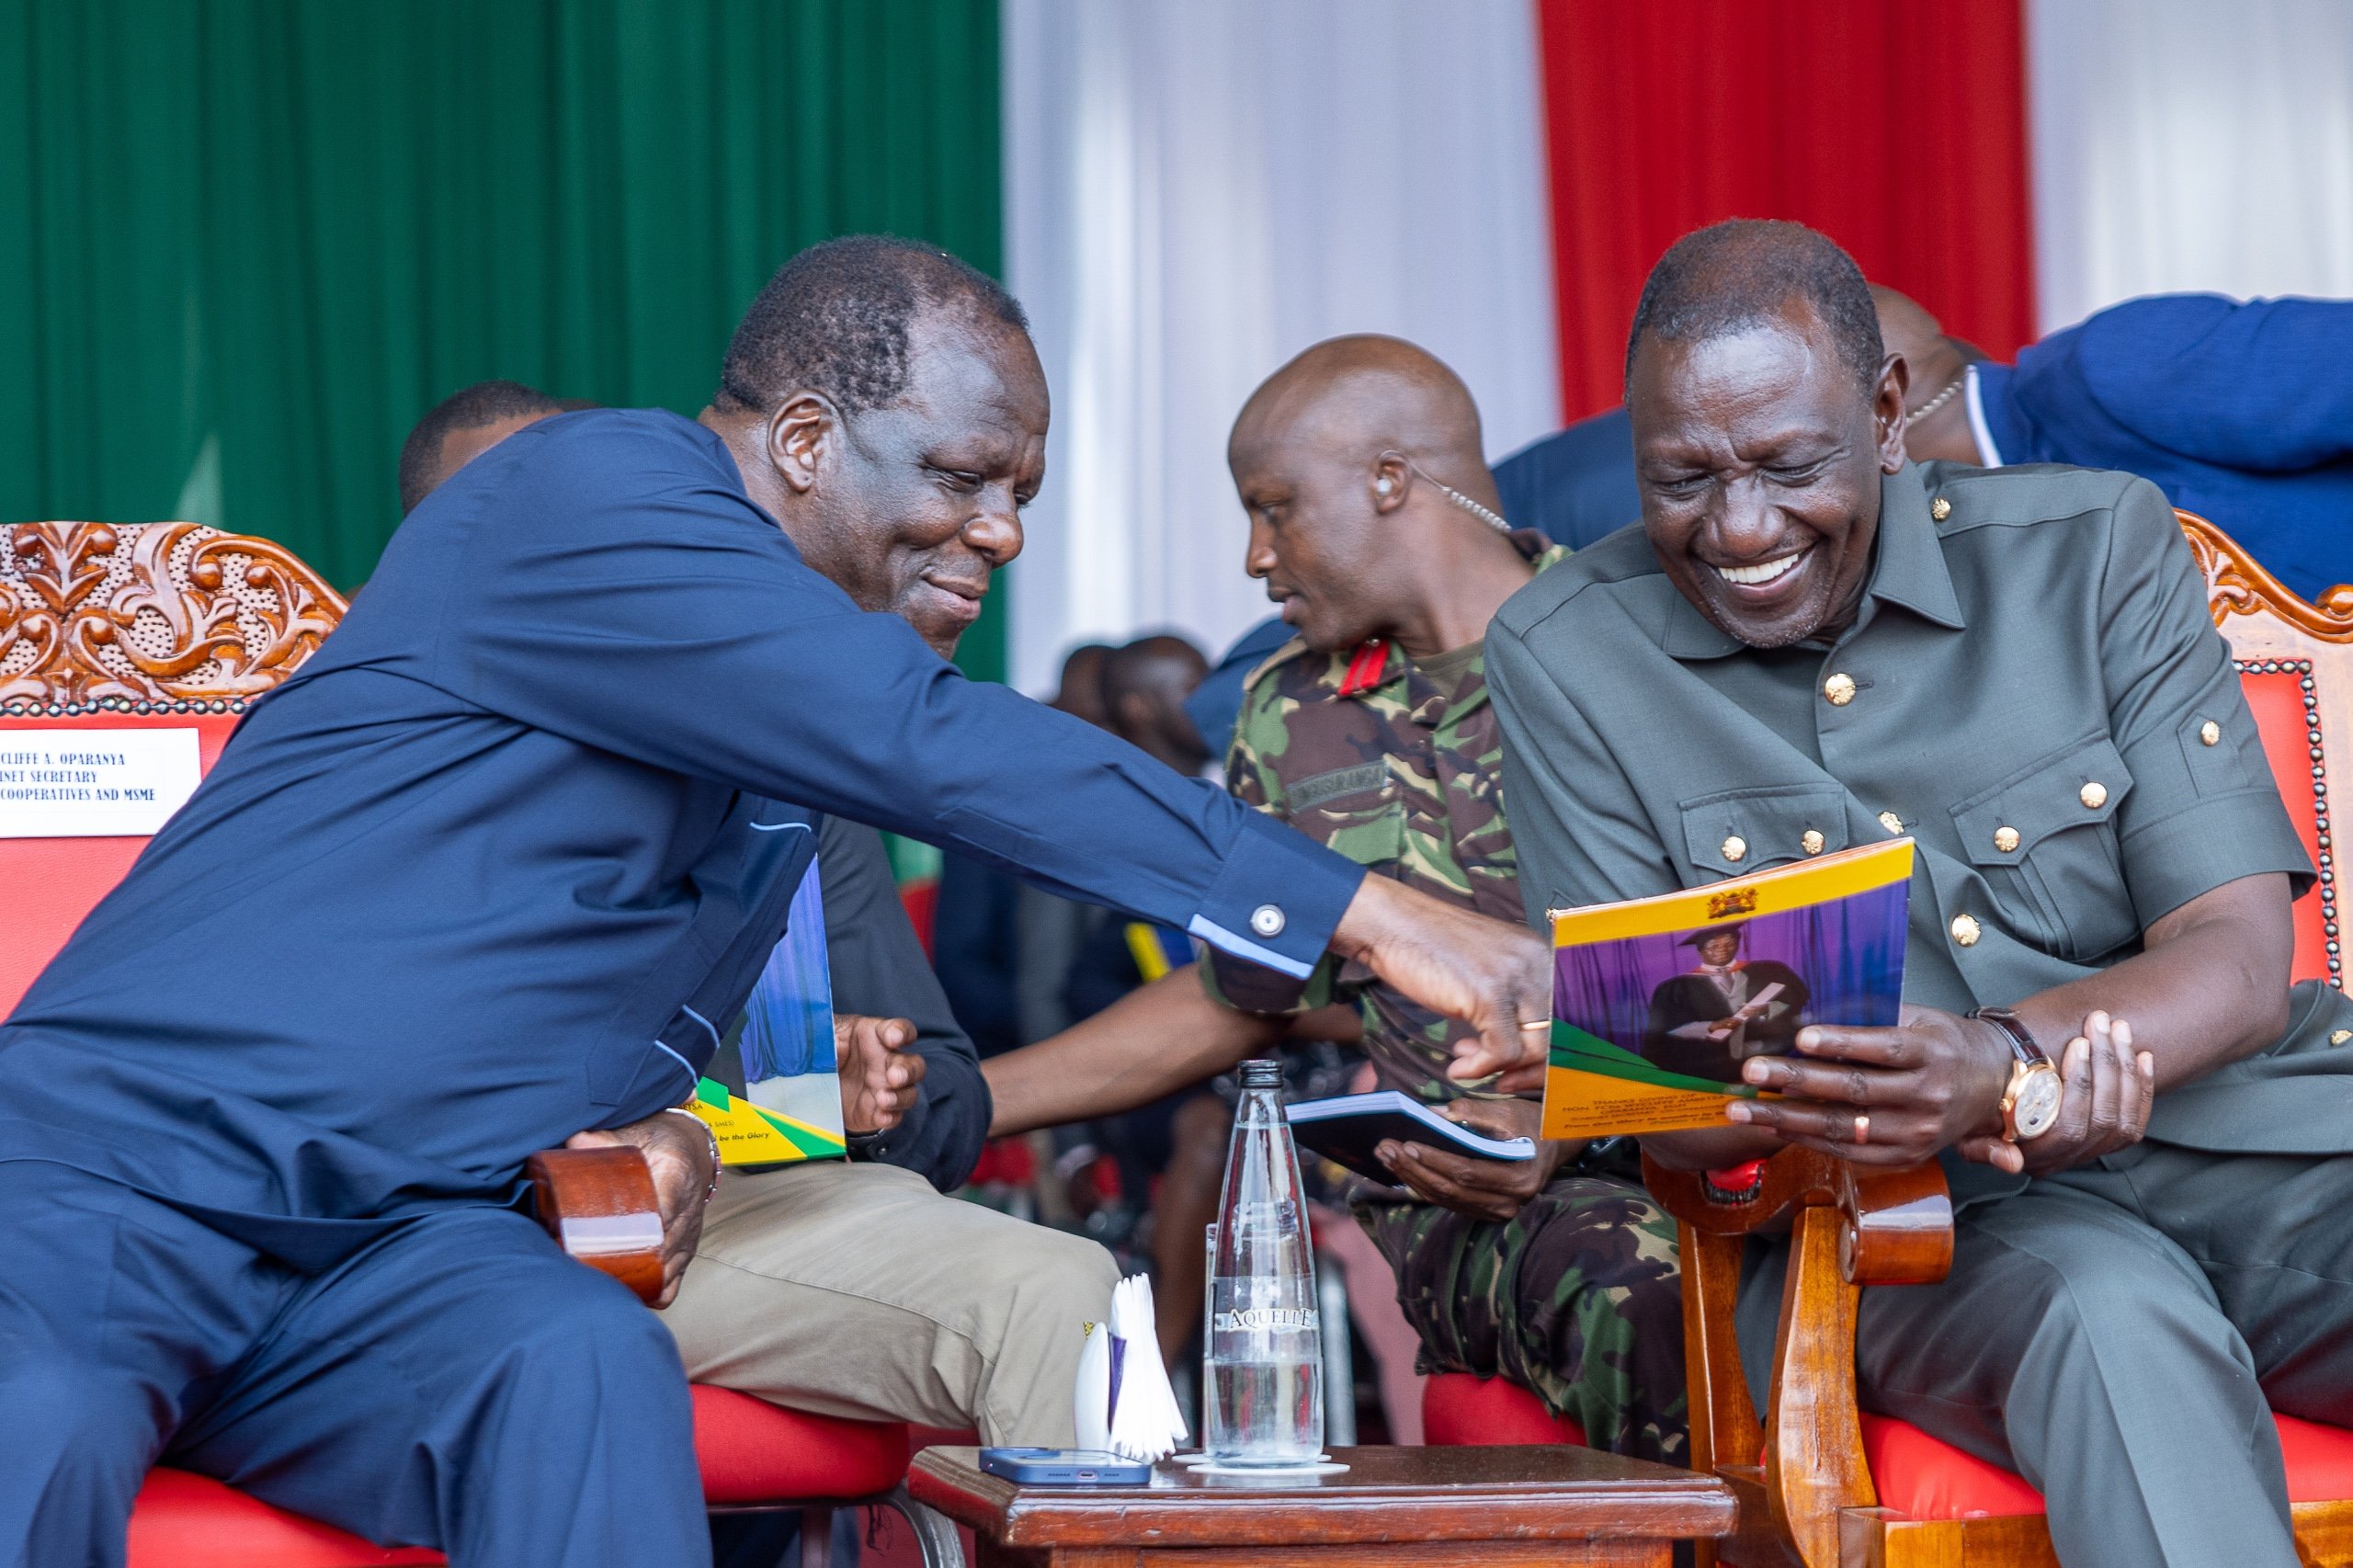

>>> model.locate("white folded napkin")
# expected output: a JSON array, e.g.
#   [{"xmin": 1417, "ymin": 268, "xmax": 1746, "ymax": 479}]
[{"xmin": 1072, "ymin": 1273, "xmax": 1188, "ymax": 1462}]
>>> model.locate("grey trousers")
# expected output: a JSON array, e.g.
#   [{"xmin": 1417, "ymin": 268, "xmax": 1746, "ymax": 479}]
[
  {"xmin": 1740, "ymin": 1143, "xmax": 2353, "ymax": 1568},
  {"xmin": 664, "ymin": 1160, "xmax": 1119, "ymax": 1446}
]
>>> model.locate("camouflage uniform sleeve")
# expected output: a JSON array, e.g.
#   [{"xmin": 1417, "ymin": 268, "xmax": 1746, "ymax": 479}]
[{"xmin": 1201, "ymin": 671, "xmax": 1342, "ymax": 1015}]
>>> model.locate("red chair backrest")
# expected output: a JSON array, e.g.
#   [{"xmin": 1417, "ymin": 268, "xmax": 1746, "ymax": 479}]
[
  {"xmin": 0, "ymin": 521, "xmax": 345, "ymax": 1014},
  {"xmin": 2181, "ymin": 510, "xmax": 2352, "ymax": 990}
]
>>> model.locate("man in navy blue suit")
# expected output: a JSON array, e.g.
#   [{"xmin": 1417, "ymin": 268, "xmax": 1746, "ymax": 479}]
[
  {"xmin": 0, "ymin": 238, "xmax": 1552, "ymax": 1568},
  {"xmin": 1881, "ymin": 285, "xmax": 2353, "ymax": 603}
]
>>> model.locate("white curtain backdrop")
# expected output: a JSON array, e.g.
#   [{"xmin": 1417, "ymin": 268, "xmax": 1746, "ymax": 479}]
[
  {"xmin": 2028, "ymin": 0, "xmax": 2353, "ymax": 334},
  {"xmin": 1001, "ymin": 0, "xmax": 1560, "ymax": 695}
]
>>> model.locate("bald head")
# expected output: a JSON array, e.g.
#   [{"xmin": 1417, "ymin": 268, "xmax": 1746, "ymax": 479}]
[
  {"xmin": 1103, "ymin": 633, "xmax": 1210, "ymax": 774},
  {"xmin": 1871, "ymin": 285, "xmax": 1987, "ymax": 460},
  {"xmin": 1229, "ymin": 334, "xmax": 1529, "ymax": 658},
  {"xmin": 1229, "ymin": 334, "xmax": 1486, "ymax": 480}
]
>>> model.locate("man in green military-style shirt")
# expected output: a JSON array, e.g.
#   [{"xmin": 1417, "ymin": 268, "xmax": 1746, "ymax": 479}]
[
  {"xmin": 1206, "ymin": 335, "xmax": 1685, "ymax": 1462},
  {"xmin": 1491, "ymin": 220, "xmax": 2353, "ymax": 1568}
]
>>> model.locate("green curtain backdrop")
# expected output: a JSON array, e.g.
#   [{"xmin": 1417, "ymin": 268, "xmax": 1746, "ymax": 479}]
[{"xmin": 0, "ymin": 0, "xmax": 1009, "ymax": 678}]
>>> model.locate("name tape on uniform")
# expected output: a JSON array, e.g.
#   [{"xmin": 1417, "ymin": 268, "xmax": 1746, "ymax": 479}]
[{"xmin": 0, "ymin": 728, "xmax": 201, "ymax": 838}]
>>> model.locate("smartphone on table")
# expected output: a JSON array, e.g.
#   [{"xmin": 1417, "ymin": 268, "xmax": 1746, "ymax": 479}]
[{"xmin": 976, "ymin": 1448, "xmax": 1154, "ymax": 1485}]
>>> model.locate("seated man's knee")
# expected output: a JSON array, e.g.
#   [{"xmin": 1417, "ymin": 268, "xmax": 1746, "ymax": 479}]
[
  {"xmin": 501, "ymin": 1271, "xmax": 686, "ymax": 1398},
  {"xmin": 1035, "ymin": 1225, "xmax": 1121, "ymax": 1300},
  {"xmin": 986, "ymin": 1223, "xmax": 1120, "ymax": 1312},
  {"xmin": 1528, "ymin": 1186, "xmax": 1680, "ymax": 1301},
  {"xmin": 0, "ymin": 1356, "xmax": 150, "ymax": 1494},
  {"xmin": 937, "ymin": 1221, "xmax": 1119, "ymax": 1370}
]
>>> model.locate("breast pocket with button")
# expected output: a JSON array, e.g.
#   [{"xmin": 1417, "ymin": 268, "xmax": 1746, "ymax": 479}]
[
  {"xmin": 1949, "ymin": 733, "xmax": 2137, "ymax": 960},
  {"xmin": 1676, "ymin": 784, "xmax": 1851, "ymax": 881}
]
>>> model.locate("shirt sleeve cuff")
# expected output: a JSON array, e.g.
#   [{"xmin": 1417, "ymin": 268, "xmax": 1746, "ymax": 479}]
[
  {"xmin": 2120, "ymin": 790, "xmax": 2317, "ymax": 928},
  {"xmin": 1187, "ymin": 811, "xmax": 1364, "ymax": 979}
]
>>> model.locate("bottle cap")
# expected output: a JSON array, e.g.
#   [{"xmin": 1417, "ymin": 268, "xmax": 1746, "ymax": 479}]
[{"xmin": 1239, "ymin": 1058, "xmax": 1281, "ymax": 1089}]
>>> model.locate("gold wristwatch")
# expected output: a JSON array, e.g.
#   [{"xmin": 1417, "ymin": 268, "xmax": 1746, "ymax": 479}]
[{"xmin": 1969, "ymin": 1006, "xmax": 2063, "ymax": 1141}]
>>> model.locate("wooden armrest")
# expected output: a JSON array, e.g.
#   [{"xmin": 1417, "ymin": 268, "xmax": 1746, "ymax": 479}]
[
  {"xmin": 1643, "ymin": 1147, "xmax": 1953, "ymax": 1286},
  {"xmin": 526, "ymin": 1145, "xmax": 665, "ymax": 1305},
  {"xmin": 1645, "ymin": 1148, "xmax": 1954, "ymax": 1568}
]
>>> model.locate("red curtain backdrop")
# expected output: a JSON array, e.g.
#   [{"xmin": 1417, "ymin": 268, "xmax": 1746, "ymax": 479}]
[{"xmin": 1537, "ymin": 0, "xmax": 2036, "ymax": 421}]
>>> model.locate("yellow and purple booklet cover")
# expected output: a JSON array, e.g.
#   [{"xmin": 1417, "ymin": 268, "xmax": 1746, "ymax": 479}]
[
  {"xmin": 1541, "ymin": 838, "xmax": 1915, "ymax": 1139},
  {"xmin": 687, "ymin": 859, "xmax": 850, "ymax": 1166}
]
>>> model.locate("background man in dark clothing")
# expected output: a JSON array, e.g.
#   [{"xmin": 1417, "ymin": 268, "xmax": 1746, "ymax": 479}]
[
  {"xmin": 395, "ymin": 379, "xmax": 591, "ymax": 514},
  {"xmin": 1881, "ymin": 282, "xmax": 2353, "ymax": 602}
]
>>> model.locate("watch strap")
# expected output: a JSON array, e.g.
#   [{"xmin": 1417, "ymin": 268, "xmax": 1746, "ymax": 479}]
[{"xmin": 1967, "ymin": 1006, "xmax": 2051, "ymax": 1067}]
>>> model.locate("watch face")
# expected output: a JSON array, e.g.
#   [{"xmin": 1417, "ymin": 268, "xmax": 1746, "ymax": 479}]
[{"xmin": 2013, "ymin": 1065, "xmax": 2064, "ymax": 1140}]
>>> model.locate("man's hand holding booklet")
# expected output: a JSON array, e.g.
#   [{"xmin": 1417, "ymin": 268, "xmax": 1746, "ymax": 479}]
[
  {"xmin": 1538, "ymin": 839, "xmax": 1915, "ymax": 1139},
  {"xmin": 1286, "ymin": 1090, "xmax": 1539, "ymax": 1182}
]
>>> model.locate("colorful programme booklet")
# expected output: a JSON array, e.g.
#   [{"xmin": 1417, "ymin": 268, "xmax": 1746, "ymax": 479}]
[
  {"xmin": 1541, "ymin": 838, "xmax": 1915, "ymax": 1139},
  {"xmin": 688, "ymin": 859, "xmax": 850, "ymax": 1166}
]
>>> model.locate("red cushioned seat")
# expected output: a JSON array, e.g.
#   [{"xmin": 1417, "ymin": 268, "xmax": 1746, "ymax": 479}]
[
  {"xmin": 1861, "ymin": 1412, "xmax": 2353, "ymax": 1519},
  {"xmin": 126, "ymin": 1470, "xmax": 443, "ymax": 1568},
  {"xmin": 1421, "ymin": 1371, "xmax": 1588, "ymax": 1447},
  {"xmin": 126, "ymin": 1388, "xmax": 914, "ymax": 1566},
  {"xmin": 692, "ymin": 1384, "xmax": 913, "ymax": 1505}
]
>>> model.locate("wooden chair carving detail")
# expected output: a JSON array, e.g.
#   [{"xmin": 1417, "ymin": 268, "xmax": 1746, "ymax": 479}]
[
  {"xmin": 1654, "ymin": 515, "xmax": 2353, "ymax": 1567},
  {"xmin": 2186, "ymin": 511, "xmax": 2353, "ymax": 644},
  {"xmin": 0, "ymin": 519, "xmax": 345, "ymax": 712},
  {"xmin": 2182, "ymin": 510, "xmax": 2348, "ymax": 991}
]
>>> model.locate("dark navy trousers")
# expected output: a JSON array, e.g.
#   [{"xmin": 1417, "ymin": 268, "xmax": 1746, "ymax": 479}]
[{"xmin": 0, "ymin": 1162, "xmax": 706, "ymax": 1568}]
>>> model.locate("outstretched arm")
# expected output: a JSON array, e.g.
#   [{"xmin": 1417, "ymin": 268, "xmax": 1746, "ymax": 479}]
[
  {"xmin": 984, "ymin": 963, "xmax": 1360, "ymax": 1137},
  {"xmin": 449, "ymin": 414, "xmax": 1552, "ymax": 1083}
]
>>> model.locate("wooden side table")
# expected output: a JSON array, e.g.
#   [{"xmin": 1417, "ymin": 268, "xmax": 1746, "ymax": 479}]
[{"xmin": 909, "ymin": 1445, "xmax": 1733, "ymax": 1567}]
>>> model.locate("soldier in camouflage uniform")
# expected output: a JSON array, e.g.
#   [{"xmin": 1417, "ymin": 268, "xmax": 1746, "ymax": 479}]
[{"xmin": 1204, "ymin": 335, "xmax": 1685, "ymax": 1462}]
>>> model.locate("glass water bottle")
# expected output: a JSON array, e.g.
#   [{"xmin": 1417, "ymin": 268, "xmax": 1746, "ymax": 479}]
[{"xmin": 1201, "ymin": 1058, "xmax": 1324, "ymax": 1465}]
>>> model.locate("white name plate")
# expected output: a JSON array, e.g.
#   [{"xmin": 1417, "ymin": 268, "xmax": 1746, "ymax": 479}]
[{"xmin": 0, "ymin": 728, "xmax": 202, "ymax": 838}]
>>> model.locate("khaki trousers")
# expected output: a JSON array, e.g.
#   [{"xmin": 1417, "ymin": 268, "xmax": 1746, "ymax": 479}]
[{"xmin": 664, "ymin": 1160, "xmax": 1118, "ymax": 1447}]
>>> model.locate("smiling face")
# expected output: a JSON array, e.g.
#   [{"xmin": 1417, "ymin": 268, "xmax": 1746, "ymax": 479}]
[
  {"xmin": 791, "ymin": 308, "xmax": 1048, "ymax": 657},
  {"xmin": 1696, "ymin": 932, "xmax": 1742, "ymax": 967},
  {"xmin": 1628, "ymin": 301, "xmax": 1906, "ymax": 649}
]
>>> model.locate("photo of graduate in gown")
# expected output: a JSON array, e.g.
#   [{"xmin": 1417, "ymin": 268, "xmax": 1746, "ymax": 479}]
[{"xmin": 1642, "ymin": 922, "xmax": 1810, "ymax": 1083}]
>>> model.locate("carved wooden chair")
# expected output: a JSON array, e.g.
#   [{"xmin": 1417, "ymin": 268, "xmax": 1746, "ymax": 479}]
[
  {"xmin": 0, "ymin": 520, "xmax": 955, "ymax": 1568},
  {"xmin": 1646, "ymin": 512, "xmax": 2353, "ymax": 1568}
]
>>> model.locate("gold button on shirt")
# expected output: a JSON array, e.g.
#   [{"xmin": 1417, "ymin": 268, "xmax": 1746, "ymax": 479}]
[
  {"xmin": 1994, "ymin": 825, "xmax": 2021, "ymax": 853},
  {"xmin": 1722, "ymin": 835, "xmax": 1747, "ymax": 863},
  {"xmin": 1951, "ymin": 913, "xmax": 1982, "ymax": 947},
  {"xmin": 1824, "ymin": 672, "xmax": 1857, "ymax": 707},
  {"xmin": 1802, "ymin": 829, "xmax": 1825, "ymax": 856},
  {"xmin": 2080, "ymin": 781, "xmax": 2109, "ymax": 810},
  {"xmin": 1879, "ymin": 811, "xmax": 1904, "ymax": 835}
]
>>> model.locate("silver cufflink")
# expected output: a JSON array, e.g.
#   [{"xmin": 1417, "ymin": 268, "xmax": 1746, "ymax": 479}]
[{"xmin": 1250, "ymin": 903, "xmax": 1286, "ymax": 937}]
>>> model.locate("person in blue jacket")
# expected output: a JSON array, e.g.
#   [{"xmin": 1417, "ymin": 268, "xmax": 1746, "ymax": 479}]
[
  {"xmin": 0, "ymin": 237, "xmax": 1550, "ymax": 1568},
  {"xmin": 1883, "ymin": 285, "xmax": 2353, "ymax": 604}
]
